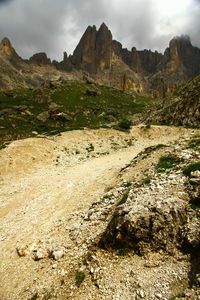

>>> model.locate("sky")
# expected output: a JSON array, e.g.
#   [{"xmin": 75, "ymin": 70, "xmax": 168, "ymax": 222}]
[{"xmin": 0, "ymin": 0, "xmax": 200, "ymax": 61}]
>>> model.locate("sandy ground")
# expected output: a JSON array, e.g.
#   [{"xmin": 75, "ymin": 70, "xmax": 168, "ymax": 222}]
[{"xmin": 0, "ymin": 125, "xmax": 198, "ymax": 299}]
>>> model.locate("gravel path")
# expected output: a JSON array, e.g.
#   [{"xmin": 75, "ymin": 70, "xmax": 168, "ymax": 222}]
[{"xmin": 0, "ymin": 126, "xmax": 197, "ymax": 299}]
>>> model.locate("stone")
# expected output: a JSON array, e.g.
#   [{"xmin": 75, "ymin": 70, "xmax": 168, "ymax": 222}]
[
  {"xmin": 16, "ymin": 245, "xmax": 29, "ymax": 257},
  {"xmin": 52, "ymin": 250, "xmax": 64, "ymax": 261},
  {"xmin": 50, "ymin": 111, "xmax": 73, "ymax": 121},
  {"xmin": 32, "ymin": 248, "xmax": 48, "ymax": 261},
  {"xmin": 85, "ymin": 89, "xmax": 99, "ymax": 96},
  {"xmin": 37, "ymin": 111, "xmax": 50, "ymax": 122}
]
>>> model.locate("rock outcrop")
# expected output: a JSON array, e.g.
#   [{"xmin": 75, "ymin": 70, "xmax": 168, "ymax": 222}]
[
  {"xmin": 53, "ymin": 51, "xmax": 73, "ymax": 72},
  {"xmin": 29, "ymin": 52, "xmax": 51, "ymax": 65},
  {"xmin": 149, "ymin": 35, "xmax": 200, "ymax": 96}
]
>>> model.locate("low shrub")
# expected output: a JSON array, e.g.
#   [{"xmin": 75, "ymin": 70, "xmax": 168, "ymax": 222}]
[
  {"xmin": 143, "ymin": 177, "xmax": 152, "ymax": 184},
  {"xmin": 75, "ymin": 271, "xmax": 85, "ymax": 287},
  {"xmin": 183, "ymin": 162, "xmax": 200, "ymax": 177},
  {"xmin": 118, "ymin": 119, "xmax": 132, "ymax": 130},
  {"xmin": 156, "ymin": 155, "xmax": 181, "ymax": 173}
]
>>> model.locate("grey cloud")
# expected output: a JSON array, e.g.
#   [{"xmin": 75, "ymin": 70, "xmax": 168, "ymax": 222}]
[{"xmin": 0, "ymin": 0, "xmax": 199, "ymax": 61}]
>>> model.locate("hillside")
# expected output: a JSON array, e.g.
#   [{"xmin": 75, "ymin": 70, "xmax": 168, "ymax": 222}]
[
  {"xmin": 144, "ymin": 74, "xmax": 200, "ymax": 128},
  {"xmin": 0, "ymin": 80, "xmax": 158, "ymax": 145}
]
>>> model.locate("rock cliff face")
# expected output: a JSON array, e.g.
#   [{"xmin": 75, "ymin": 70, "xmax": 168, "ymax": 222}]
[
  {"xmin": 112, "ymin": 40, "xmax": 163, "ymax": 75},
  {"xmin": 160, "ymin": 35, "xmax": 200, "ymax": 77},
  {"xmin": 149, "ymin": 36, "xmax": 200, "ymax": 96},
  {"xmin": 70, "ymin": 23, "xmax": 112, "ymax": 73}
]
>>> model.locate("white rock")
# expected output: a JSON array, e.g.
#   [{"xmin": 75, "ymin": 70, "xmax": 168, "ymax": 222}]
[
  {"xmin": 52, "ymin": 250, "xmax": 64, "ymax": 261},
  {"xmin": 155, "ymin": 293, "xmax": 163, "ymax": 299},
  {"xmin": 52, "ymin": 264, "xmax": 57, "ymax": 269}
]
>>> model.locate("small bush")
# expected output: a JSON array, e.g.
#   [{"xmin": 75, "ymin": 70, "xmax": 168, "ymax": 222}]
[
  {"xmin": 118, "ymin": 119, "xmax": 132, "ymax": 130},
  {"xmin": 156, "ymin": 155, "xmax": 181, "ymax": 173},
  {"xmin": 146, "ymin": 123, "xmax": 151, "ymax": 129},
  {"xmin": 118, "ymin": 247, "xmax": 131, "ymax": 256},
  {"xmin": 75, "ymin": 271, "xmax": 85, "ymax": 287},
  {"xmin": 183, "ymin": 162, "xmax": 200, "ymax": 177},
  {"xmin": 29, "ymin": 294, "xmax": 38, "ymax": 300},
  {"xmin": 143, "ymin": 177, "xmax": 151, "ymax": 184}
]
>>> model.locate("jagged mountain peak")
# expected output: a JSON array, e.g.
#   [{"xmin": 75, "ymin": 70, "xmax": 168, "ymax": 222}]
[
  {"xmin": 170, "ymin": 34, "xmax": 191, "ymax": 45},
  {"xmin": 0, "ymin": 36, "xmax": 22, "ymax": 62},
  {"xmin": 99, "ymin": 22, "xmax": 109, "ymax": 31},
  {"xmin": 0, "ymin": 37, "xmax": 12, "ymax": 47},
  {"xmin": 0, "ymin": 36, "xmax": 15, "ymax": 56}
]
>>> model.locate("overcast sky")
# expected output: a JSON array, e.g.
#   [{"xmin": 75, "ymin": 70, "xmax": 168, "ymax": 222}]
[{"xmin": 0, "ymin": 0, "xmax": 200, "ymax": 61}]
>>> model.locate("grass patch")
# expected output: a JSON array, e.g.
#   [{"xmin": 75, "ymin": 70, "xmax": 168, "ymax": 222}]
[
  {"xmin": 75, "ymin": 271, "xmax": 85, "ymax": 287},
  {"xmin": 122, "ymin": 181, "xmax": 132, "ymax": 188},
  {"xmin": 169, "ymin": 294, "xmax": 185, "ymax": 300},
  {"xmin": 188, "ymin": 137, "xmax": 200, "ymax": 152},
  {"xmin": 143, "ymin": 177, "xmax": 152, "ymax": 184},
  {"xmin": 143, "ymin": 144, "xmax": 166, "ymax": 158},
  {"xmin": 116, "ymin": 190, "xmax": 129, "ymax": 206},
  {"xmin": 183, "ymin": 162, "xmax": 200, "ymax": 177},
  {"xmin": 191, "ymin": 204, "xmax": 200, "ymax": 210},
  {"xmin": 0, "ymin": 141, "xmax": 10, "ymax": 150},
  {"xmin": 156, "ymin": 155, "xmax": 181, "ymax": 173}
]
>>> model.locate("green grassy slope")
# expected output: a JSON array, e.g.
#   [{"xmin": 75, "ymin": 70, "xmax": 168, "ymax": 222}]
[{"xmin": 0, "ymin": 80, "xmax": 158, "ymax": 145}]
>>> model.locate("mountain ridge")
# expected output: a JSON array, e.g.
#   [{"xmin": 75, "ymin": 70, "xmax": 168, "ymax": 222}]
[{"xmin": 1, "ymin": 23, "xmax": 200, "ymax": 96}]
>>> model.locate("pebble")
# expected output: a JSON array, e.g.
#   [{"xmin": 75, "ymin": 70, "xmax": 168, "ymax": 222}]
[
  {"xmin": 155, "ymin": 293, "xmax": 163, "ymax": 299},
  {"xmin": 52, "ymin": 250, "xmax": 64, "ymax": 261},
  {"xmin": 52, "ymin": 264, "xmax": 57, "ymax": 269}
]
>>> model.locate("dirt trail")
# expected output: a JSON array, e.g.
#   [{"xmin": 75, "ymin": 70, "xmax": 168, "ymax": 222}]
[{"xmin": 0, "ymin": 126, "xmax": 197, "ymax": 299}]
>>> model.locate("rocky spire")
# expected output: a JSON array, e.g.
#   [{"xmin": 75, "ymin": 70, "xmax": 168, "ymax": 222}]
[
  {"xmin": 0, "ymin": 37, "xmax": 17, "ymax": 58},
  {"xmin": 70, "ymin": 23, "xmax": 112, "ymax": 73}
]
